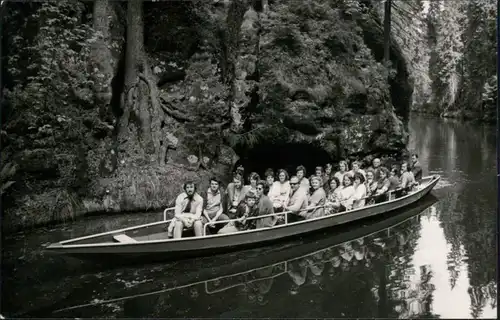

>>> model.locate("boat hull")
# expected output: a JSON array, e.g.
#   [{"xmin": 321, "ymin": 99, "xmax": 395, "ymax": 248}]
[{"xmin": 46, "ymin": 175, "xmax": 440, "ymax": 262}]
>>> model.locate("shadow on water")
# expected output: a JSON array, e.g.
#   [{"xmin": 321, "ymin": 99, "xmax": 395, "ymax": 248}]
[{"xmin": 18, "ymin": 195, "xmax": 439, "ymax": 318}]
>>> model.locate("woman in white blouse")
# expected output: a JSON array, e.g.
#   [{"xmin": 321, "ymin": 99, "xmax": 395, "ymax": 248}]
[
  {"xmin": 268, "ymin": 169, "xmax": 291, "ymax": 210},
  {"xmin": 334, "ymin": 160, "xmax": 349, "ymax": 185},
  {"xmin": 351, "ymin": 172, "xmax": 367, "ymax": 209},
  {"xmin": 338, "ymin": 175, "xmax": 355, "ymax": 210}
]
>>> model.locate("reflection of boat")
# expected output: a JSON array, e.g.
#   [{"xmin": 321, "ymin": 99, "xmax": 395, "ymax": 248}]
[
  {"xmin": 49, "ymin": 195, "xmax": 438, "ymax": 316},
  {"xmin": 45, "ymin": 176, "xmax": 440, "ymax": 263}
]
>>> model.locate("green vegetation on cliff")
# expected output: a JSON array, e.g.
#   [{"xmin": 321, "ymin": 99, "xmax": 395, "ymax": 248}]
[{"xmin": 1, "ymin": 0, "xmax": 413, "ymax": 231}]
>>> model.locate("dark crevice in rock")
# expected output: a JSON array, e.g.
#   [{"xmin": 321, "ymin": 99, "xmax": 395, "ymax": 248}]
[
  {"xmin": 291, "ymin": 89, "xmax": 312, "ymax": 101},
  {"xmin": 110, "ymin": 38, "xmax": 126, "ymax": 120},
  {"xmin": 282, "ymin": 116, "xmax": 321, "ymax": 136},
  {"xmin": 235, "ymin": 142, "xmax": 333, "ymax": 177},
  {"xmin": 157, "ymin": 70, "xmax": 186, "ymax": 88},
  {"xmin": 252, "ymin": 0, "xmax": 263, "ymax": 12},
  {"xmin": 347, "ymin": 92, "xmax": 369, "ymax": 114}
]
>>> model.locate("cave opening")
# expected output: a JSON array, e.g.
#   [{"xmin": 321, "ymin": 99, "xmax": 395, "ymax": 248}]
[{"xmin": 235, "ymin": 142, "xmax": 334, "ymax": 179}]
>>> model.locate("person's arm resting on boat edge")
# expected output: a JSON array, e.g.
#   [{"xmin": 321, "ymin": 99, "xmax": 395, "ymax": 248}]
[
  {"xmin": 212, "ymin": 205, "xmax": 224, "ymax": 222},
  {"xmin": 307, "ymin": 190, "xmax": 324, "ymax": 211}
]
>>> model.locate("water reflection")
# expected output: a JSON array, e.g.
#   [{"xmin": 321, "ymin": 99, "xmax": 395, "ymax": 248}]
[{"xmin": 409, "ymin": 115, "xmax": 497, "ymax": 319}]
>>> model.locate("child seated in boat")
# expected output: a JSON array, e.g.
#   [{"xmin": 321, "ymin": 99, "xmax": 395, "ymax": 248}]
[
  {"xmin": 225, "ymin": 173, "xmax": 248, "ymax": 217},
  {"xmin": 218, "ymin": 191, "xmax": 259, "ymax": 234},
  {"xmin": 167, "ymin": 181, "xmax": 204, "ymax": 238}
]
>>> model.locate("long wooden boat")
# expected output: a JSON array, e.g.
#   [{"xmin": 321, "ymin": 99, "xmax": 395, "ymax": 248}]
[
  {"xmin": 45, "ymin": 175, "xmax": 440, "ymax": 263},
  {"xmin": 30, "ymin": 194, "xmax": 437, "ymax": 318}
]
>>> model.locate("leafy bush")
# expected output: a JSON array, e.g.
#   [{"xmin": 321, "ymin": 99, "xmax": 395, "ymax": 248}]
[{"xmin": 4, "ymin": 1, "xmax": 96, "ymax": 137}]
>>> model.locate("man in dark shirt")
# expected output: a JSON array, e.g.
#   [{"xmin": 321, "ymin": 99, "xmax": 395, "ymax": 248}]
[
  {"xmin": 255, "ymin": 180, "xmax": 277, "ymax": 228},
  {"xmin": 411, "ymin": 154, "xmax": 423, "ymax": 181}
]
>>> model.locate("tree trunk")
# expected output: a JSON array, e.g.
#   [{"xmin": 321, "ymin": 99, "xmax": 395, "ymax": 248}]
[
  {"xmin": 223, "ymin": 0, "xmax": 249, "ymax": 134},
  {"xmin": 91, "ymin": 0, "xmax": 114, "ymax": 122},
  {"xmin": 383, "ymin": 0, "xmax": 392, "ymax": 79},
  {"xmin": 119, "ymin": 0, "xmax": 165, "ymax": 160}
]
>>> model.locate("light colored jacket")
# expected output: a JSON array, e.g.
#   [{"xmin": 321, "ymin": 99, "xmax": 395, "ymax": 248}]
[
  {"xmin": 305, "ymin": 187, "xmax": 326, "ymax": 219},
  {"xmin": 287, "ymin": 188, "xmax": 308, "ymax": 215},
  {"xmin": 400, "ymin": 171, "xmax": 415, "ymax": 188},
  {"xmin": 174, "ymin": 192, "xmax": 203, "ymax": 218}
]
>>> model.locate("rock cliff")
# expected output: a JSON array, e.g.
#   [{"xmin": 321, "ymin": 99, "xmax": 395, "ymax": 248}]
[{"xmin": 1, "ymin": 0, "xmax": 412, "ymax": 231}]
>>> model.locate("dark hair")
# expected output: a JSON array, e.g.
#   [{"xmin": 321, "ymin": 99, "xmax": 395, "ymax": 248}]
[
  {"xmin": 248, "ymin": 172, "xmax": 260, "ymax": 183},
  {"xmin": 183, "ymin": 181, "xmax": 197, "ymax": 192},
  {"xmin": 296, "ymin": 165, "xmax": 307, "ymax": 176},
  {"xmin": 338, "ymin": 160, "xmax": 348, "ymax": 171},
  {"xmin": 401, "ymin": 161, "xmax": 410, "ymax": 171},
  {"xmin": 329, "ymin": 176, "xmax": 340, "ymax": 189},
  {"xmin": 245, "ymin": 190, "xmax": 257, "ymax": 199},
  {"xmin": 209, "ymin": 177, "xmax": 219, "ymax": 184},
  {"xmin": 391, "ymin": 167, "xmax": 400, "ymax": 177},
  {"xmin": 256, "ymin": 180, "xmax": 270, "ymax": 195},
  {"xmin": 342, "ymin": 175, "xmax": 354, "ymax": 187},
  {"xmin": 412, "ymin": 154, "xmax": 419, "ymax": 159},
  {"xmin": 264, "ymin": 168, "xmax": 274, "ymax": 179},
  {"xmin": 353, "ymin": 172, "xmax": 365, "ymax": 184},
  {"xmin": 277, "ymin": 169, "xmax": 289, "ymax": 181}
]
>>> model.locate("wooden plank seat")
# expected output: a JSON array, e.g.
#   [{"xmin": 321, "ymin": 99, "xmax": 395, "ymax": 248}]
[{"xmin": 113, "ymin": 234, "xmax": 138, "ymax": 243}]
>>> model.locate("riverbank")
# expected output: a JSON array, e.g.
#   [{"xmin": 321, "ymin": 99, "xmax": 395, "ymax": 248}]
[{"xmin": 1, "ymin": 164, "xmax": 217, "ymax": 234}]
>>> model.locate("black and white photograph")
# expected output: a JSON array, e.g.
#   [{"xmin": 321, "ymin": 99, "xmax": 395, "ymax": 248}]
[{"xmin": 0, "ymin": 0, "xmax": 497, "ymax": 318}]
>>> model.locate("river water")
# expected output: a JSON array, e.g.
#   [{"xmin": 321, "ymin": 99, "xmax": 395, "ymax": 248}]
[{"xmin": 1, "ymin": 115, "xmax": 497, "ymax": 318}]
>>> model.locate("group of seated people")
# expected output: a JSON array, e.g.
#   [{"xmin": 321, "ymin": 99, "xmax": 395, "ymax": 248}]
[{"xmin": 167, "ymin": 154, "xmax": 424, "ymax": 239}]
